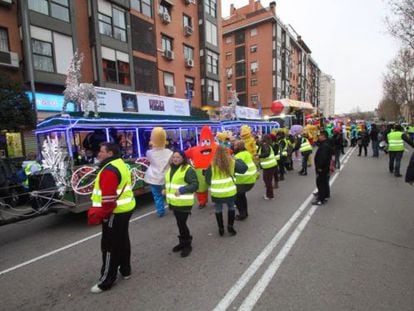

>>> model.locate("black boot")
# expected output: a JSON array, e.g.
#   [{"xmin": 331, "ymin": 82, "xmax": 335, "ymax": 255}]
[
  {"xmin": 215, "ymin": 212, "xmax": 224, "ymax": 236},
  {"xmin": 181, "ymin": 236, "xmax": 192, "ymax": 257},
  {"xmin": 172, "ymin": 235, "xmax": 184, "ymax": 252},
  {"xmin": 227, "ymin": 210, "xmax": 237, "ymax": 236}
]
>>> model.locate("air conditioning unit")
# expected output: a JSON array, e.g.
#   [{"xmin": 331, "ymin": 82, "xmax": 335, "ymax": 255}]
[
  {"xmin": 184, "ymin": 26, "xmax": 193, "ymax": 36},
  {"xmin": 251, "ymin": 67, "xmax": 257, "ymax": 73},
  {"xmin": 165, "ymin": 85, "xmax": 176, "ymax": 95},
  {"xmin": 0, "ymin": 51, "xmax": 19, "ymax": 68},
  {"xmin": 161, "ymin": 12, "xmax": 171, "ymax": 24},
  {"xmin": 185, "ymin": 58, "xmax": 194, "ymax": 68},
  {"xmin": 185, "ymin": 0, "xmax": 194, "ymax": 4},
  {"xmin": 163, "ymin": 49, "xmax": 174, "ymax": 60}
]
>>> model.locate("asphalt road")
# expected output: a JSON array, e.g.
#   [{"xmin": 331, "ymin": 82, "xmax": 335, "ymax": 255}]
[{"xmin": 1, "ymin": 146, "xmax": 414, "ymax": 311}]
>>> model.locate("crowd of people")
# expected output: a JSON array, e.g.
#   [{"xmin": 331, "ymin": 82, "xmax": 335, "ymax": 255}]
[{"xmin": 83, "ymin": 121, "xmax": 414, "ymax": 294}]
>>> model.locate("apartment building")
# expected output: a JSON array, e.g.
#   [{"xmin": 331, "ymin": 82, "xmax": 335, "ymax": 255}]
[
  {"xmin": 319, "ymin": 73, "xmax": 335, "ymax": 117},
  {"xmin": 222, "ymin": 0, "xmax": 320, "ymax": 116},
  {"xmin": 0, "ymin": 0, "xmax": 222, "ymax": 118}
]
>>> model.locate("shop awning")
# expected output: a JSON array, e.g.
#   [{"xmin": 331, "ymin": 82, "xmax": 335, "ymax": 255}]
[{"xmin": 276, "ymin": 98, "xmax": 314, "ymax": 111}]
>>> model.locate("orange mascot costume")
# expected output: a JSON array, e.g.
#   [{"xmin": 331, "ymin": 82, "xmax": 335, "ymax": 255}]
[{"xmin": 185, "ymin": 126, "xmax": 217, "ymax": 208}]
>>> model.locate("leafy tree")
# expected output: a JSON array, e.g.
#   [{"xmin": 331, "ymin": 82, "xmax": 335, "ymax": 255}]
[
  {"xmin": 386, "ymin": 0, "xmax": 414, "ymax": 49},
  {"xmin": 0, "ymin": 75, "xmax": 36, "ymax": 130}
]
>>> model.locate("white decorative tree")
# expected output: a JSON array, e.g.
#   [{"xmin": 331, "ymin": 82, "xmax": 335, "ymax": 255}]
[
  {"xmin": 62, "ymin": 51, "xmax": 98, "ymax": 117},
  {"xmin": 220, "ymin": 90, "xmax": 238, "ymax": 120}
]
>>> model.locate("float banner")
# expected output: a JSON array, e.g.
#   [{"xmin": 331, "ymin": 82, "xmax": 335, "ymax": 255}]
[
  {"xmin": 96, "ymin": 87, "xmax": 190, "ymax": 116},
  {"xmin": 235, "ymin": 106, "xmax": 261, "ymax": 119}
]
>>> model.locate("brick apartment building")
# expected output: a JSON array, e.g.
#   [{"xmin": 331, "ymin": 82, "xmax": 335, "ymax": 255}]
[
  {"xmin": 0, "ymin": 0, "xmax": 222, "ymax": 156},
  {"xmin": 222, "ymin": 0, "xmax": 321, "ymax": 116}
]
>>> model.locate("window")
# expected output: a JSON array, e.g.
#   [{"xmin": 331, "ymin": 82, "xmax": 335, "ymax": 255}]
[
  {"xmin": 183, "ymin": 45, "xmax": 194, "ymax": 60},
  {"xmin": 205, "ymin": 21, "xmax": 217, "ymax": 46},
  {"xmin": 159, "ymin": 1, "xmax": 171, "ymax": 15},
  {"xmin": 185, "ymin": 77, "xmax": 194, "ymax": 94},
  {"xmin": 206, "ymin": 79, "xmax": 219, "ymax": 102},
  {"xmin": 251, "ymin": 95, "xmax": 259, "ymax": 103},
  {"xmin": 205, "ymin": 0, "xmax": 217, "ymax": 18},
  {"xmin": 0, "ymin": 28, "xmax": 9, "ymax": 52},
  {"xmin": 32, "ymin": 39, "xmax": 54, "ymax": 72},
  {"xmin": 236, "ymin": 79, "xmax": 246, "ymax": 92},
  {"xmin": 225, "ymin": 36, "xmax": 232, "ymax": 44},
  {"xmin": 235, "ymin": 62, "xmax": 245, "ymax": 77},
  {"xmin": 238, "ymin": 94, "xmax": 247, "ymax": 106},
  {"xmin": 102, "ymin": 47, "xmax": 130, "ymax": 85},
  {"xmin": 131, "ymin": 0, "xmax": 152, "ymax": 18},
  {"xmin": 163, "ymin": 72, "xmax": 174, "ymax": 86},
  {"xmin": 98, "ymin": 5, "xmax": 127, "ymax": 42},
  {"xmin": 183, "ymin": 14, "xmax": 192, "ymax": 28},
  {"xmin": 250, "ymin": 45, "xmax": 257, "ymax": 53},
  {"xmin": 235, "ymin": 31, "xmax": 245, "ymax": 45},
  {"xmin": 235, "ymin": 46, "xmax": 245, "ymax": 61},
  {"xmin": 162, "ymin": 35, "xmax": 173, "ymax": 51},
  {"xmin": 225, "ymin": 52, "xmax": 232, "ymax": 60},
  {"xmin": 28, "ymin": 0, "xmax": 70, "ymax": 22},
  {"xmin": 251, "ymin": 79, "xmax": 258, "ymax": 86},
  {"xmin": 102, "ymin": 59, "xmax": 117, "ymax": 82},
  {"xmin": 206, "ymin": 50, "xmax": 218, "ymax": 75},
  {"xmin": 250, "ymin": 28, "xmax": 257, "ymax": 37},
  {"xmin": 113, "ymin": 8, "xmax": 127, "ymax": 41}
]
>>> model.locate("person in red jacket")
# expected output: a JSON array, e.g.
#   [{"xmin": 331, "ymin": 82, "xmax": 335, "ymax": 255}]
[{"xmin": 88, "ymin": 143, "xmax": 136, "ymax": 293}]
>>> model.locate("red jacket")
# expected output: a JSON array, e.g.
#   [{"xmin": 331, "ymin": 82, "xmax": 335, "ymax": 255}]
[{"xmin": 88, "ymin": 167, "xmax": 120, "ymax": 225}]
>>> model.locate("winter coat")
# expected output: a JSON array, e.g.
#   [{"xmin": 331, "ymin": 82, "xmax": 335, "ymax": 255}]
[
  {"xmin": 405, "ymin": 153, "xmax": 414, "ymax": 184},
  {"xmin": 314, "ymin": 140, "xmax": 333, "ymax": 174}
]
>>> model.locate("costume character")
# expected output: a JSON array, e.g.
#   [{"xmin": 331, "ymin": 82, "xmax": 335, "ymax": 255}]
[
  {"xmin": 240, "ymin": 125, "xmax": 257, "ymax": 158},
  {"xmin": 185, "ymin": 126, "xmax": 217, "ymax": 208},
  {"xmin": 144, "ymin": 127, "xmax": 173, "ymax": 217}
]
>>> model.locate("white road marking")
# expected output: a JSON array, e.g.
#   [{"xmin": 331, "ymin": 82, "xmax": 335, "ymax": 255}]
[
  {"xmin": 238, "ymin": 204, "xmax": 318, "ymax": 310},
  {"xmin": 212, "ymin": 147, "xmax": 355, "ymax": 311},
  {"xmin": 0, "ymin": 210, "xmax": 156, "ymax": 277}
]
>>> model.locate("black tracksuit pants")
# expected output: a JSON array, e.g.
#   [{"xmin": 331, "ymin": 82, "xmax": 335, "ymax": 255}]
[
  {"xmin": 98, "ymin": 211, "xmax": 133, "ymax": 290},
  {"xmin": 316, "ymin": 171, "xmax": 330, "ymax": 201},
  {"xmin": 235, "ymin": 183, "xmax": 254, "ymax": 218}
]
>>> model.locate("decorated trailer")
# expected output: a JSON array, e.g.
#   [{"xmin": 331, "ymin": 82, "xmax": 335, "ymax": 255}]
[{"xmin": 24, "ymin": 113, "xmax": 280, "ymax": 215}]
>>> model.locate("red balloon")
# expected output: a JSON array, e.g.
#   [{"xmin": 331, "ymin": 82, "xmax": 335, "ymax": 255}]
[{"xmin": 271, "ymin": 101, "xmax": 284, "ymax": 115}]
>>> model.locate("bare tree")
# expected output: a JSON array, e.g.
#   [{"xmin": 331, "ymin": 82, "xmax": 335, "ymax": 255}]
[
  {"xmin": 377, "ymin": 97, "xmax": 400, "ymax": 121},
  {"xmin": 386, "ymin": 0, "xmax": 414, "ymax": 49},
  {"xmin": 384, "ymin": 48, "xmax": 414, "ymax": 119}
]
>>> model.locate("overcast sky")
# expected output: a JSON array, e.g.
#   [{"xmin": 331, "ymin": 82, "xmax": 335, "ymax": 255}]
[{"xmin": 222, "ymin": 0, "xmax": 401, "ymax": 114}]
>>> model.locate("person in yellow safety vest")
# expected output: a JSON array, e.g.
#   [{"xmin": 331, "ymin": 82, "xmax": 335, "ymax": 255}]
[
  {"xmin": 164, "ymin": 151, "xmax": 198, "ymax": 257},
  {"xmin": 233, "ymin": 140, "xmax": 257, "ymax": 220},
  {"xmin": 276, "ymin": 132, "xmax": 289, "ymax": 181},
  {"xmin": 258, "ymin": 134, "xmax": 278, "ymax": 200},
  {"xmin": 294, "ymin": 133, "xmax": 313, "ymax": 176},
  {"xmin": 21, "ymin": 153, "xmax": 41, "ymax": 189},
  {"xmin": 408, "ymin": 124, "xmax": 414, "ymax": 142},
  {"xmin": 204, "ymin": 145, "xmax": 247, "ymax": 236},
  {"xmin": 386, "ymin": 124, "xmax": 414, "ymax": 177},
  {"xmin": 88, "ymin": 143, "xmax": 136, "ymax": 294}
]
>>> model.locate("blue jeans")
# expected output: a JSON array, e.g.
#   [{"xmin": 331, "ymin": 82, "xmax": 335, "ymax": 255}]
[
  {"xmin": 150, "ymin": 184, "xmax": 165, "ymax": 216},
  {"xmin": 389, "ymin": 151, "xmax": 403, "ymax": 176},
  {"xmin": 214, "ymin": 198, "xmax": 235, "ymax": 213},
  {"xmin": 372, "ymin": 140, "xmax": 379, "ymax": 157}
]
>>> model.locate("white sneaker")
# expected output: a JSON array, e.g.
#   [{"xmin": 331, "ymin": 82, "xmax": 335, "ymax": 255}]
[
  {"xmin": 90, "ymin": 284, "xmax": 103, "ymax": 294},
  {"xmin": 263, "ymin": 195, "xmax": 272, "ymax": 200}
]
